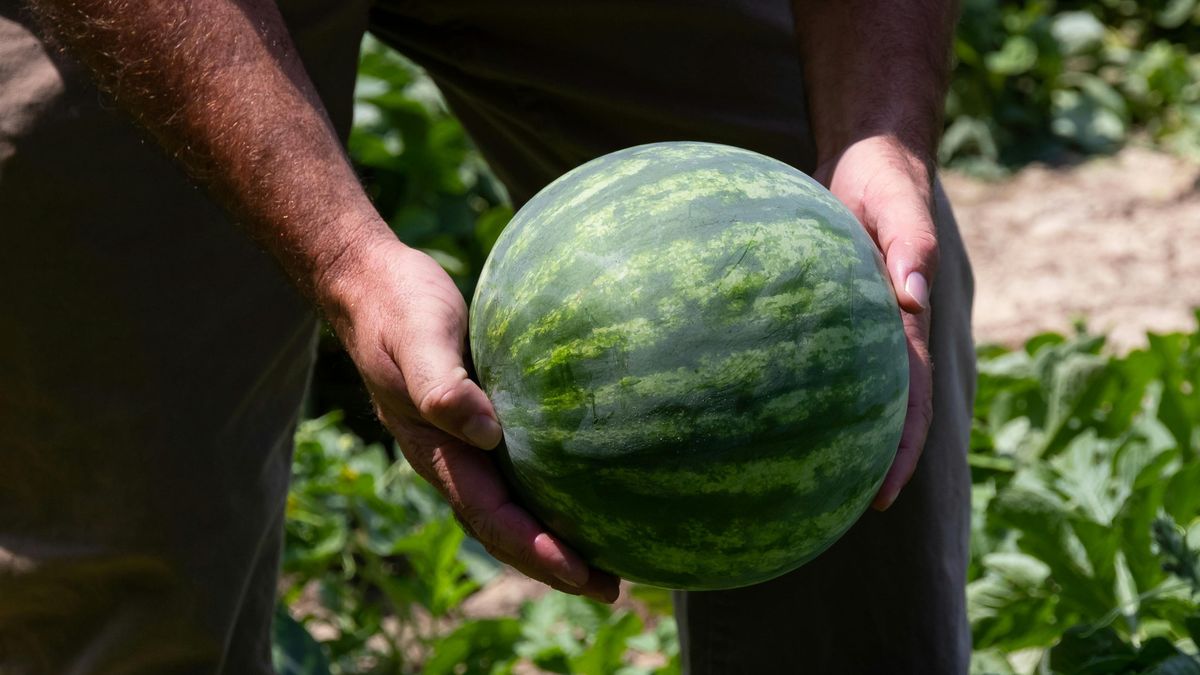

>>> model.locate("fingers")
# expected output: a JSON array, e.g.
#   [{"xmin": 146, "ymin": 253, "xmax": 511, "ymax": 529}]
[
  {"xmin": 866, "ymin": 175, "xmax": 939, "ymax": 316},
  {"xmin": 383, "ymin": 365, "xmax": 621, "ymax": 601},
  {"xmin": 814, "ymin": 140, "xmax": 941, "ymax": 510},
  {"xmin": 545, "ymin": 565, "xmax": 622, "ymax": 604},
  {"xmin": 414, "ymin": 364, "xmax": 503, "ymax": 450},
  {"xmin": 342, "ymin": 247, "xmax": 614, "ymax": 598},
  {"xmin": 423, "ymin": 438, "xmax": 621, "ymax": 603},
  {"xmin": 873, "ymin": 310, "xmax": 933, "ymax": 511}
]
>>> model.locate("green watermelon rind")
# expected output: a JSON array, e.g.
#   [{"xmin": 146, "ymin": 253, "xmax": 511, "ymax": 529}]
[{"xmin": 470, "ymin": 141, "xmax": 907, "ymax": 590}]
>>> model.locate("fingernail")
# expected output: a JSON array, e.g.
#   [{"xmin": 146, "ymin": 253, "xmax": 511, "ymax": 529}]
[
  {"xmin": 564, "ymin": 562, "xmax": 590, "ymax": 587},
  {"xmin": 536, "ymin": 533, "xmax": 589, "ymax": 587},
  {"xmin": 585, "ymin": 587, "xmax": 619, "ymax": 604},
  {"xmin": 873, "ymin": 489, "xmax": 898, "ymax": 512},
  {"xmin": 555, "ymin": 568, "xmax": 590, "ymax": 588},
  {"xmin": 904, "ymin": 272, "xmax": 929, "ymax": 311},
  {"xmin": 462, "ymin": 414, "xmax": 502, "ymax": 449}
]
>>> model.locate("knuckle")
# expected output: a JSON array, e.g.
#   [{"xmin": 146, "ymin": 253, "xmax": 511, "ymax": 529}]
[
  {"xmin": 906, "ymin": 230, "xmax": 940, "ymax": 259},
  {"xmin": 456, "ymin": 500, "xmax": 496, "ymax": 544},
  {"xmin": 511, "ymin": 542, "xmax": 540, "ymax": 569},
  {"xmin": 914, "ymin": 398, "xmax": 934, "ymax": 431},
  {"xmin": 511, "ymin": 544, "xmax": 540, "ymax": 575},
  {"xmin": 416, "ymin": 384, "xmax": 453, "ymax": 421},
  {"xmin": 416, "ymin": 376, "xmax": 468, "ymax": 423},
  {"xmin": 920, "ymin": 236, "xmax": 941, "ymax": 271}
]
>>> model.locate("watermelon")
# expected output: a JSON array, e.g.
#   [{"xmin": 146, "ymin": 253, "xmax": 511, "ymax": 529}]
[{"xmin": 469, "ymin": 142, "xmax": 908, "ymax": 590}]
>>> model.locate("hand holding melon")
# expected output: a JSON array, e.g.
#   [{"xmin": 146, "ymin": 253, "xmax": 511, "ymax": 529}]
[
  {"xmin": 814, "ymin": 134, "xmax": 939, "ymax": 511},
  {"xmin": 323, "ymin": 237, "xmax": 620, "ymax": 602}
]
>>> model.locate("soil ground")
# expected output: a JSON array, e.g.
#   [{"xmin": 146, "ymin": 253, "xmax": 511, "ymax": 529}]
[{"xmin": 945, "ymin": 144, "xmax": 1200, "ymax": 351}]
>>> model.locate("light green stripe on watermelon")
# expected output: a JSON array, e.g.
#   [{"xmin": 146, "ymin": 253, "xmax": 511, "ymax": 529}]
[{"xmin": 469, "ymin": 141, "xmax": 907, "ymax": 590}]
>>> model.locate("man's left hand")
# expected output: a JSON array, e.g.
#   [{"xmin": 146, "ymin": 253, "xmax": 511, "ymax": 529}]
[{"xmin": 814, "ymin": 135, "xmax": 938, "ymax": 511}]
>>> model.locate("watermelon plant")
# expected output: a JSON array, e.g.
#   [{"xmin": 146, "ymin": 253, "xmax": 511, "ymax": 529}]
[
  {"xmin": 969, "ymin": 317, "xmax": 1200, "ymax": 674},
  {"xmin": 276, "ymin": 413, "xmax": 680, "ymax": 674},
  {"xmin": 470, "ymin": 142, "xmax": 908, "ymax": 589},
  {"xmin": 944, "ymin": 0, "xmax": 1200, "ymax": 171},
  {"xmin": 276, "ymin": 318, "xmax": 1200, "ymax": 674}
]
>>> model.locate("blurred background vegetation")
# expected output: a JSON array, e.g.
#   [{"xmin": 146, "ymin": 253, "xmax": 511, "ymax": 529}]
[
  {"xmin": 945, "ymin": 0, "xmax": 1200, "ymax": 170},
  {"xmin": 281, "ymin": 1, "xmax": 1200, "ymax": 673}
]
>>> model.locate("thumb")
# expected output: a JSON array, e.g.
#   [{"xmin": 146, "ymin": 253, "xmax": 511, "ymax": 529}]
[
  {"xmin": 867, "ymin": 182, "xmax": 939, "ymax": 315},
  {"xmin": 397, "ymin": 320, "xmax": 503, "ymax": 450}
]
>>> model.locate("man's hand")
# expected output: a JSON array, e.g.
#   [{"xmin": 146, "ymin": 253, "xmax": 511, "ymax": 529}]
[
  {"xmin": 814, "ymin": 136, "xmax": 937, "ymax": 511},
  {"xmin": 322, "ymin": 237, "xmax": 620, "ymax": 603},
  {"xmin": 793, "ymin": 0, "xmax": 958, "ymax": 508}
]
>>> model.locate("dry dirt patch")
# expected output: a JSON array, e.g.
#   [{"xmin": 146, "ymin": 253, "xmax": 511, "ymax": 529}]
[{"xmin": 944, "ymin": 145, "xmax": 1200, "ymax": 350}]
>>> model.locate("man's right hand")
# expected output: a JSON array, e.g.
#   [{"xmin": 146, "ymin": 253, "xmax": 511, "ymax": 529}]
[{"xmin": 321, "ymin": 235, "xmax": 621, "ymax": 603}]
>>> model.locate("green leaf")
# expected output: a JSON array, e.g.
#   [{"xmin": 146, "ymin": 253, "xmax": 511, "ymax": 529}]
[
  {"xmin": 1134, "ymin": 637, "xmax": 1185, "ymax": 670},
  {"xmin": 475, "ymin": 205, "xmax": 514, "ymax": 253},
  {"xmin": 516, "ymin": 594, "xmax": 607, "ymax": 671},
  {"xmin": 1048, "ymin": 625, "xmax": 1136, "ymax": 674},
  {"xmin": 654, "ymin": 618, "xmax": 681, "ymax": 661},
  {"xmin": 1051, "ymin": 11, "xmax": 1105, "ymax": 55},
  {"xmin": 423, "ymin": 618, "xmax": 521, "ymax": 675},
  {"xmin": 969, "ymin": 451, "xmax": 1018, "ymax": 472},
  {"xmin": 940, "ymin": 116, "xmax": 1000, "ymax": 164},
  {"xmin": 457, "ymin": 536, "xmax": 504, "ymax": 587},
  {"xmin": 986, "ymin": 35, "xmax": 1038, "ymax": 75},
  {"xmin": 980, "ymin": 348, "xmax": 1038, "ymax": 379},
  {"xmin": 1148, "ymin": 333, "xmax": 1197, "ymax": 457},
  {"xmin": 1157, "ymin": 0, "xmax": 1198, "ymax": 28},
  {"xmin": 969, "ymin": 552, "xmax": 1060, "ymax": 650},
  {"xmin": 1052, "ymin": 89, "xmax": 1127, "ymax": 154},
  {"xmin": 392, "ymin": 517, "xmax": 479, "ymax": 616},
  {"xmin": 629, "ymin": 585, "xmax": 676, "ymax": 618},
  {"xmin": 1050, "ymin": 430, "xmax": 1122, "ymax": 524},
  {"xmin": 1145, "ymin": 654, "xmax": 1200, "ymax": 675},
  {"xmin": 1104, "ymin": 350, "xmax": 1160, "ymax": 436},
  {"xmin": 1041, "ymin": 352, "xmax": 1112, "ymax": 457},
  {"xmin": 569, "ymin": 612, "xmax": 644, "ymax": 675},
  {"xmin": 1120, "ymin": 475, "xmax": 1172, "ymax": 591},
  {"xmin": 993, "ymin": 474, "xmax": 1116, "ymax": 617},
  {"xmin": 1153, "ymin": 517, "xmax": 1200, "ymax": 594},
  {"xmin": 272, "ymin": 605, "xmax": 332, "ymax": 675},
  {"xmin": 971, "ymin": 648, "xmax": 1017, "ymax": 675},
  {"xmin": 1185, "ymin": 614, "xmax": 1200, "ymax": 650}
]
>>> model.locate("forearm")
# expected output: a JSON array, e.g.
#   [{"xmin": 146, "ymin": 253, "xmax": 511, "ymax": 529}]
[
  {"xmin": 793, "ymin": 0, "xmax": 959, "ymax": 168},
  {"xmin": 27, "ymin": 0, "xmax": 392, "ymax": 303}
]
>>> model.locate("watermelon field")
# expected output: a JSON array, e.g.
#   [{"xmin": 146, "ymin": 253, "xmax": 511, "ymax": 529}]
[{"xmin": 277, "ymin": 4, "xmax": 1200, "ymax": 673}]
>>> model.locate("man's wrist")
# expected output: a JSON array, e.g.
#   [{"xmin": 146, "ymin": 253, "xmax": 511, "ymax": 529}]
[
  {"xmin": 813, "ymin": 108, "xmax": 939, "ymax": 174},
  {"xmin": 814, "ymin": 132, "xmax": 935, "ymax": 191},
  {"xmin": 793, "ymin": 0, "xmax": 957, "ymax": 175},
  {"xmin": 309, "ymin": 214, "xmax": 399, "ymax": 321}
]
